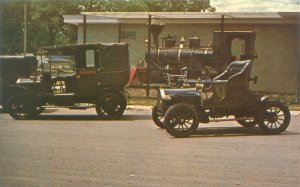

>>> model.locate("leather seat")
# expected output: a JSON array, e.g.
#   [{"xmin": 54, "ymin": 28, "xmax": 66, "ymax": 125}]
[
  {"xmin": 213, "ymin": 60, "xmax": 252, "ymax": 86},
  {"xmin": 210, "ymin": 60, "xmax": 253, "ymax": 102}
]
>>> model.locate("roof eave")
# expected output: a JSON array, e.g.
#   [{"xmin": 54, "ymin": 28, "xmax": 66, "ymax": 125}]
[{"xmin": 63, "ymin": 12, "xmax": 300, "ymax": 25}]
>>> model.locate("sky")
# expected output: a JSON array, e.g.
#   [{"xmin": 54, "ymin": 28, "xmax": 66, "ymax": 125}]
[{"xmin": 211, "ymin": 0, "xmax": 300, "ymax": 12}]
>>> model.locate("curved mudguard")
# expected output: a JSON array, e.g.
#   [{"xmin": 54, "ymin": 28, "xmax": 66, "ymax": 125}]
[
  {"xmin": 102, "ymin": 87, "xmax": 126, "ymax": 98},
  {"xmin": 6, "ymin": 85, "xmax": 45, "ymax": 107},
  {"xmin": 8, "ymin": 85, "xmax": 35, "ymax": 96},
  {"xmin": 260, "ymin": 96, "xmax": 269, "ymax": 102}
]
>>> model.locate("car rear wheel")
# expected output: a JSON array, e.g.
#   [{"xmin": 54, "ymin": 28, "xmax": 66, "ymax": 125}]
[
  {"xmin": 96, "ymin": 91, "xmax": 127, "ymax": 120},
  {"xmin": 164, "ymin": 103, "xmax": 199, "ymax": 138},
  {"xmin": 35, "ymin": 106, "xmax": 45, "ymax": 115},
  {"xmin": 257, "ymin": 101, "xmax": 290, "ymax": 134},
  {"xmin": 6, "ymin": 93, "xmax": 37, "ymax": 120},
  {"xmin": 152, "ymin": 106, "xmax": 165, "ymax": 129},
  {"xmin": 1, "ymin": 103, "xmax": 8, "ymax": 113},
  {"xmin": 235, "ymin": 115, "xmax": 257, "ymax": 127}
]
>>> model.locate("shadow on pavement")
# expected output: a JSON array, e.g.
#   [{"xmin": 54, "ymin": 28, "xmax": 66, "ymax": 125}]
[
  {"xmin": 34, "ymin": 113, "xmax": 151, "ymax": 121},
  {"xmin": 0, "ymin": 108, "xmax": 58, "ymax": 114},
  {"xmin": 187, "ymin": 126, "xmax": 300, "ymax": 138}
]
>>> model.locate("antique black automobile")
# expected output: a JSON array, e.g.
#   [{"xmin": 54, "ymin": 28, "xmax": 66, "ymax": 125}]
[
  {"xmin": 6, "ymin": 43, "xmax": 130, "ymax": 120},
  {"xmin": 0, "ymin": 56, "xmax": 37, "ymax": 111},
  {"xmin": 152, "ymin": 60, "xmax": 291, "ymax": 137}
]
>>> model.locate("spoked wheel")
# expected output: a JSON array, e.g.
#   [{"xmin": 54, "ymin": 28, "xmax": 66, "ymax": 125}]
[
  {"xmin": 6, "ymin": 93, "xmax": 37, "ymax": 120},
  {"xmin": 96, "ymin": 91, "xmax": 127, "ymax": 120},
  {"xmin": 35, "ymin": 106, "xmax": 45, "ymax": 115},
  {"xmin": 235, "ymin": 115, "xmax": 257, "ymax": 127},
  {"xmin": 164, "ymin": 103, "xmax": 199, "ymax": 138},
  {"xmin": 152, "ymin": 106, "xmax": 165, "ymax": 129},
  {"xmin": 257, "ymin": 101, "xmax": 291, "ymax": 134},
  {"xmin": 1, "ymin": 103, "xmax": 8, "ymax": 113}
]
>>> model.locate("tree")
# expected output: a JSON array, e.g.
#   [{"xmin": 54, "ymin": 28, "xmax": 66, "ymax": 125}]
[
  {"xmin": 0, "ymin": 0, "xmax": 80, "ymax": 54},
  {"xmin": 0, "ymin": 1, "xmax": 28, "ymax": 54},
  {"xmin": 0, "ymin": 0, "xmax": 215, "ymax": 55},
  {"xmin": 145, "ymin": 0, "xmax": 215, "ymax": 12}
]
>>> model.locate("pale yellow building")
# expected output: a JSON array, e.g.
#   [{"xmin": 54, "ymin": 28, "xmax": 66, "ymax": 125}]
[{"xmin": 64, "ymin": 12, "xmax": 300, "ymax": 99}]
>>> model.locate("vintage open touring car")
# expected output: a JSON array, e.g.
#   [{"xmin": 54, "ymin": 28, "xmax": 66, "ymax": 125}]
[{"xmin": 152, "ymin": 60, "xmax": 291, "ymax": 137}]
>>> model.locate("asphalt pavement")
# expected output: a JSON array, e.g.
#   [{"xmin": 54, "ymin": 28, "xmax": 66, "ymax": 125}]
[{"xmin": 0, "ymin": 106, "xmax": 299, "ymax": 186}]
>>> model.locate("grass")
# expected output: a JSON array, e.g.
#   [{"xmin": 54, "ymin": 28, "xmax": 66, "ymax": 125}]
[
  {"xmin": 289, "ymin": 104, "xmax": 300, "ymax": 111},
  {"xmin": 128, "ymin": 97, "xmax": 156, "ymax": 106}
]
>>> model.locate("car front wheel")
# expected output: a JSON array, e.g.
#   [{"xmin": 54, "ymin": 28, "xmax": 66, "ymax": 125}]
[
  {"xmin": 6, "ymin": 93, "xmax": 37, "ymax": 120},
  {"xmin": 152, "ymin": 106, "xmax": 165, "ymax": 129},
  {"xmin": 164, "ymin": 103, "xmax": 199, "ymax": 138}
]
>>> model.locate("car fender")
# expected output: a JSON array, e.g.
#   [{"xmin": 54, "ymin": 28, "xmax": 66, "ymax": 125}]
[
  {"xmin": 260, "ymin": 96, "xmax": 269, "ymax": 102},
  {"xmin": 102, "ymin": 87, "xmax": 126, "ymax": 97},
  {"xmin": 197, "ymin": 107, "xmax": 209, "ymax": 123},
  {"xmin": 8, "ymin": 85, "xmax": 35, "ymax": 97}
]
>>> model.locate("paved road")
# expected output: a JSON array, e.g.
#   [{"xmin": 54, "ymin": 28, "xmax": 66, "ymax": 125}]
[{"xmin": 0, "ymin": 107, "xmax": 299, "ymax": 186}]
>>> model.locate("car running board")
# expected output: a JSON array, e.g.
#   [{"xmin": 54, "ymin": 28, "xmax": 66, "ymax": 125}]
[
  {"xmin": 42, "ymin": 105, "xmax": 94, "ymax": 110},
  {"xmin": 210, "ymin": 117, "xmax": 255, "ymax": 122},
  {"xmin": 68, "ymin": 105, "xmax": 95, "ymax": 110}
]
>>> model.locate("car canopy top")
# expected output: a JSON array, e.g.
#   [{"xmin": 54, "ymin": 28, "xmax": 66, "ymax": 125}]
[{"xmin": 39, "ymin": 43, "xmax": 129, "ymax": 71}]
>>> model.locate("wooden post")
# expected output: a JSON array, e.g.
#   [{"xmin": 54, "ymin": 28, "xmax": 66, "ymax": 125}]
[
  {"xmin": 23, "ymin": 3, "xmax": 27, "ymax": 55},
  {"xmin": 298, "ymin": 58, "xmax": 300, "ymax": 104},
  {"xmin": 83, "ymin": 15, "xmax": 87, "ymax": 43},
  {"xmin": 118, "ymin": 23, "xmax": 122, "ymax": 43},
  {"xmin": 221, "ymin": 14, "xmax": 225, "ymax": 63},
  {"xmin": 146, "ymin": 15, "xmax": 152, "ymax": 97},
  {"xmin": 297, "ymin": 41, "xmax": 300, "ymax": 104}
]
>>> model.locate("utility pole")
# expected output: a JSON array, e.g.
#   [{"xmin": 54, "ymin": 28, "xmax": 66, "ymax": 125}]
[
  {"xmin": 24, "ymin": 3, "xmax": 27, "ymax": 55},
  {"xmin": 83, "ymin": 15, "xmax": 87, "ymax": 43},
  {"xmin": 221, "ymin": 14, "xmax": 224, "ymax": 64},
  {"xmin": 298, "ymin": 58, "xmax": 300, "ymax": 104},
  {"xmin": 146, "ymin": 15, "xmax": 152, "ymax": 97}
]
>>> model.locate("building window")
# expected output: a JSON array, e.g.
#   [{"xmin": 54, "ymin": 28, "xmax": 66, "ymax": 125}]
[
  {"xmin": 122, "ymin": 31, "xmax": 136, "ymax": 39},
  {"xmin": 231, "ymin": 38, "xmax": 245, "ymax": 57}
]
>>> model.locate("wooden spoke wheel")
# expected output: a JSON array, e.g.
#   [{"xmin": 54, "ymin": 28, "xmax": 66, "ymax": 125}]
[
  {"xmin": 164, "ymin": 103, "xmax": 199, "ymax": 138},
  {"xmin": 6, "ymin": 93, "xmax": 37, "ymax": 120},
  {"xmin": 257, "ymin": 101, "xmax": 291, "ymax": 134},
  {"xmin": 152, "ymin": 106, "xmax": 165, "ymax": 129},
  {"xmin": 96, "ymin": 91, "xmax": 127, "ymax": 120}
]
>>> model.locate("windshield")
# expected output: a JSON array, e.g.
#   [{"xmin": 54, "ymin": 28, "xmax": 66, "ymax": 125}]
[
  {"xmin": 40, "ymin": 48, "xmax": 76, "ymax": 76},
  {"xmin": 48, "ymin": 55, "xmax": 75, "ymax": 73}
]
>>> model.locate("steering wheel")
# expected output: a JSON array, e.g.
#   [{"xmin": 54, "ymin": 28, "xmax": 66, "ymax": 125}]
[
  {"xmin": 201, "ymin": 76, "xmax": 213, "ymax": 91},
  {"xmin": 51, "ymin": 68, "xmax": 67, "ymax": 93},
  {"xmin": 205, "ymin": 66, "xmax": 218, "ymax": 77},
  {"xmin": 52, "ymin": 68, "xmax": 67, "ymax": 78},
  {"xmin": 201, "ymin": 66, "xmax": 218, "ymax": 91}
]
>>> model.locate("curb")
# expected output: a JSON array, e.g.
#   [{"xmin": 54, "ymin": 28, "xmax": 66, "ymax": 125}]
[
  {"xmin": 127, "ymin": 105, "xmax": 152, "ymax": 110},
  {"xmin": 291, "ymin": 111, "xmax": 300, "ymax": 115}
]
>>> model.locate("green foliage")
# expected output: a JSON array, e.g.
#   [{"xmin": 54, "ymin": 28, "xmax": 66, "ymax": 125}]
[
  {"xmin": 0, "ymin": 1, "xmax": 27, "ymax": 54},
  {"xmin": 145, "ymin": 0, "xmax": 215, "ymax": 12},
  {"xmin": 0, "ymin": 0, "xmax": 215, "ymax": 55}
]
